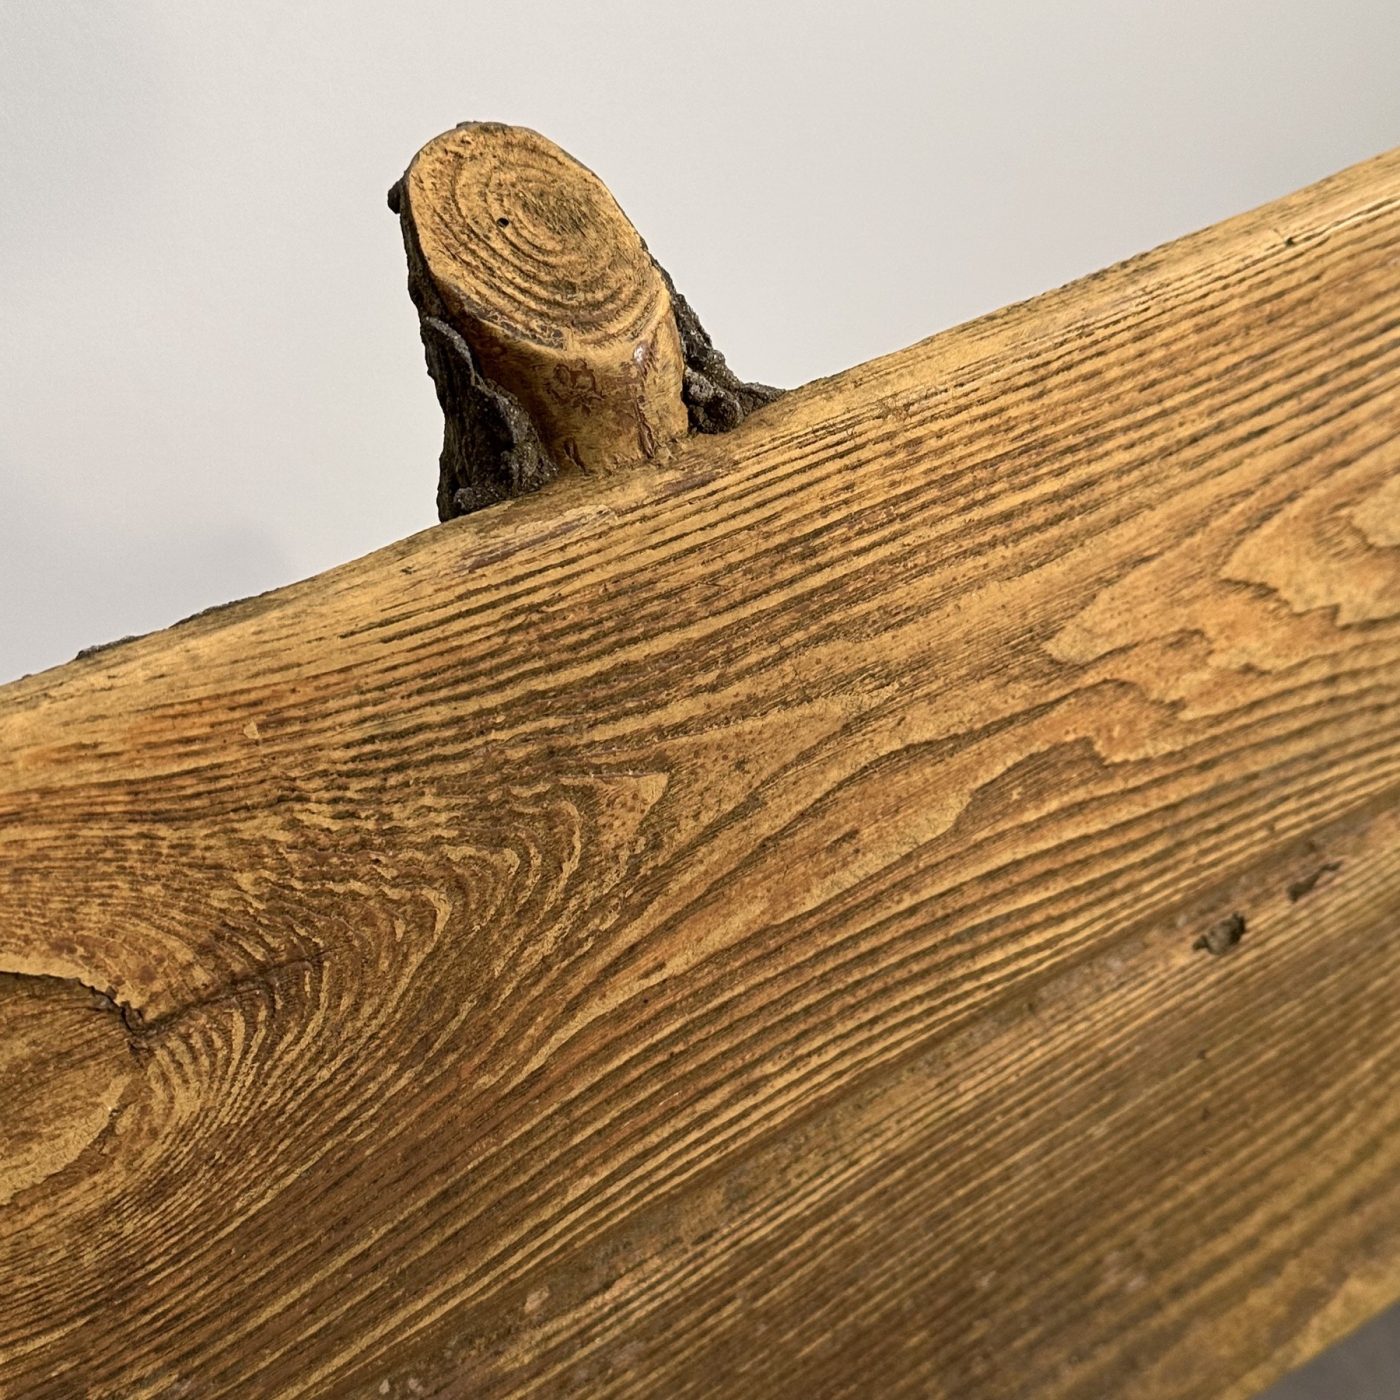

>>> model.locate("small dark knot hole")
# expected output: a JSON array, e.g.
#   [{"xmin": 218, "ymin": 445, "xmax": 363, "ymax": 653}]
[{"xmin": 497, "ymin": 216, "xmax": 510, "ymax": 228}]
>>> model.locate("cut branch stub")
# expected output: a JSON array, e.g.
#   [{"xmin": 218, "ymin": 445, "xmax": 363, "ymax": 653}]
[
  {"xmin": 393, "ymin": 122, "xmax": 781, "ymax": 519},
  {"xmin": 395, "ymin": 123, "xmax": 689, "ymax": 512}
]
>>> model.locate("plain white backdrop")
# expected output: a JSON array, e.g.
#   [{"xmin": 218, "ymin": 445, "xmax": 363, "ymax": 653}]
[{"xmin": 2, "ymin": 0, "xmax": 1398, "ymax": 688}]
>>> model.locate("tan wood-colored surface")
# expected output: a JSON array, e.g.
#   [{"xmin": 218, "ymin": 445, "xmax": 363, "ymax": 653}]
[
  {"xmin": 403, "ymin": 122, "xmax": 688, "ymax": 478},
  {"xmin": 1, "ymin": 146, "xmax": 1399, "ymax": 1398}
]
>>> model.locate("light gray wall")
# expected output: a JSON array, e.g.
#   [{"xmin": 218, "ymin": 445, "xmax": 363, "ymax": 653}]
[{"xmin": 3, "ymin": 2, "xmax": 1398, "ymax": 682}]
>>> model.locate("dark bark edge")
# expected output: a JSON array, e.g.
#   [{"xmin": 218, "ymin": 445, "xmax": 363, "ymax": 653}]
[{"xmin": 389, "ymin": 176, "xmax": 783, "ymax": 521}]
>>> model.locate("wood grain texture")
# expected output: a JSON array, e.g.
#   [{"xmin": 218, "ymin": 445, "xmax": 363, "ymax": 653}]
[{"xmin": 1, "ymin": 146, "xmax": 1399, "ymax": 1398}]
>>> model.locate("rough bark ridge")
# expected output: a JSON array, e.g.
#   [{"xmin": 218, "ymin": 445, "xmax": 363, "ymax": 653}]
[
  {"xmin": 389, "ymin": 125, "xmax": 782, "ymax": 521},
  {"xmin": 389, "ymin": 176, "xmax": 559, "ymax": 521},
  {"xmin": 655, "ymin": 260, "xmax": 784, "ymax": 435}
]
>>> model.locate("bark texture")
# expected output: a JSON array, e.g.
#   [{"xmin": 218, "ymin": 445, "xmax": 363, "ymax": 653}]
[{"xmin": 390, "ymin": 123, "xmax": 781, "ymax": 520}]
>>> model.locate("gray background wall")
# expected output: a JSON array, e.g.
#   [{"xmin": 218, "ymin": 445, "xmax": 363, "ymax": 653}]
[{"xmin": 2, "ymin": 3, "xmax": 1398, "ymax": 1393}]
